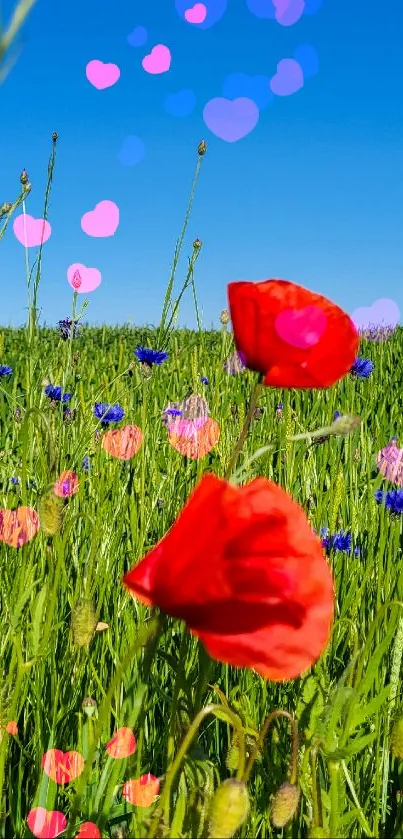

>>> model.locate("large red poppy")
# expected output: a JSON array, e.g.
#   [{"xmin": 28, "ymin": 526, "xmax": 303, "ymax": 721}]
[
  {"xmin": 123, "ymin": 475, "xmax": 334, "ymax": 681},
  {"xmin": 227, "ymin": 279, "xmax": 359, "ymax": 388}
]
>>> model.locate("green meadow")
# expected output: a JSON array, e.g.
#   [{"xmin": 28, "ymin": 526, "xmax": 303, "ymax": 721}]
[{"xmin": 1, "ymin": 137, "xmax": 403, "ymax": 839}]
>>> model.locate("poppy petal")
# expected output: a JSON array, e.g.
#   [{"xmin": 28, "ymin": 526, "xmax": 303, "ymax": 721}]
[
  {"xmin": 228, "ymin": 279, "xmax": 359, "ymax": 389},
  {"xmin": 123, "ymin": 474, "xmax": 334, "ymax": 681}
]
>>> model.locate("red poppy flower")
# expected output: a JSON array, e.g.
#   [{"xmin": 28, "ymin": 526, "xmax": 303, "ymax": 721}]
[
  {"xmin": 27, "ymin": 807, "xmax": 67, "ymax": 839},
  {"xmin": 0, "ymin": 506, "xmax": 40, "ymax": 547},
  {"xmin": 227, "ymin": 279, "xmax": 359, "ymax": 388},
  {"xmin": 123, "ymin": 774, "xmax": 160, "ymax": 807},
  {"xmin": 123, "ymin": 475, "xmax": 334, "ymax": 681},
  {"xmin": 41, "ymin": 749, "xmax": 85, "ymax": 784},
  {"xmin": 54, "ymin": 470, "xmax": 79, "ymax": 498},
  {"xmin": 75, "ymin": 822, "xmax": 101, "ymax": 839},
  {"xmin": 106, "ymin": 727, "xmax": 136, "ymax": 758},
  {"xmin": 5, "ymin": 720, "xmax": 18, "ymax": 735},
  {"xmin": 102, "ymin": 424, "xmax": 144, "ymax": 460}
]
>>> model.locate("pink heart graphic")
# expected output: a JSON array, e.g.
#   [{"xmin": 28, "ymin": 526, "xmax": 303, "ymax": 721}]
[
  {"xmin": 86, "ymin": 60, "xmax": 120, "ymax": 90},
  {"xmin": 275, "ymin": 305, "xmax": 327, "ymax": 349},
  {"xmin": 67, "ymin": 263, "xmax": 101, "ymax": 293},
  {"xmin": 27, "ymin": 807, "xmax": 67, "ymax": 839},
  {"xmin": 184, "ymin": 3, "xmax": 207, "ymax": 23},
  {"xmin": 142, "ymin": 45, "xmax": 171, "ymax": 74},
  {"xmin": 13, "ymin": 214, "xmax": 51, "ymax": 247},
  {"xmin": 81, "ymin": 200, "xmax": 119, "ymax": 237}
]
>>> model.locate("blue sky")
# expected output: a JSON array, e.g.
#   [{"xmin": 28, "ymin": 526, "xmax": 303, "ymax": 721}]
[{"xmin": 1, "ymin": 0, "xmax": 402, "ymax": 329}]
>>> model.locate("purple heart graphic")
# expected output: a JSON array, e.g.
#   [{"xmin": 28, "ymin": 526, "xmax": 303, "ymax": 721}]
[
  {"xmin": 351, "ymin": 298, "xmax": 400, "ymax": 330},
  {"xmin": 275, "ymin": 0, "xmax": 305, "ymax": 25},
  {"xmin": 270, "ymin": 59, "xmax": 304, "ymax": 96},
  {"xmin": 203, "ymin": 97, "xmax": 259, "ymax": 142}
]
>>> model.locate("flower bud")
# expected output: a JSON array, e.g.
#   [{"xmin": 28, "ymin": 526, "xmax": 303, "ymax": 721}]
[
  {"xmin": 71, "ymin": 600, "xmax": 98, "ymax": 647},
  {"xmin": 0, "ymin": 203, "xmax": 12, "ymax": 217},
  {"xmin": 20, "ymin": 169, "xmax": 29, "ymax": 185},
  {"xmin": 82, "ymin": 696, "xmax": 97, "ymax": 717},
  {"xmin": 270, "ymin": 782, "xmax": 300, "ymax": 828},
  {"xmin": 38, "ymin": 490, "xmax": 63, "ymax": 535},
  {"xmin": 391, "ymin": 715, "xmax": 403, "ymax": 759},
  {"xmin": 220, "ymin": 309, "xmax": 230, "ymax": 325},
  {"xmin": 193, "ymin": 238, "xmax": 202, "ymax": 250},
  {"xmin": 198, "ymin": 139, "xmax": 207, "ymax": 156},
  {"xmin": 209, "ymin": 779, "xmax": 250, "ymax": 838},
  {"xmin": 225, "ymin": 738, "xmax": 240, "ymax": 772},
  {"xmin": 330, "ymin": 414, "xmax": 361, "ymax": 436},
  {"xmin": 52, "ymin": 131, "xmax": 58, "ymax": 142}
]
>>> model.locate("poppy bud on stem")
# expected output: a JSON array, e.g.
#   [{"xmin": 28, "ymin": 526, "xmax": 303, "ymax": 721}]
[
  {"xmin": 242, "ymin": 710, "xmax": 300, "ymax": 828},
  {"xmin": 145, "ymin": 704, "xmax": 247, "ymax": 839}
]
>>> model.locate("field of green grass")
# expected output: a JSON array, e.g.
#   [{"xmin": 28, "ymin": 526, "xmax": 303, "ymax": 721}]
[
  {"xmin": 1, "ymin": 319, "xmax": 403, "ymax": 839},
  {"xmin": 2, "ymin": 136, "xmax": 403, "ymax": 839}
]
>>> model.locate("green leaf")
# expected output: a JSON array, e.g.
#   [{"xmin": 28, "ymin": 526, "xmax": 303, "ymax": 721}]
[{"xmin": 350, "ymin": 685, "xmax": 391, "ymax": 730}]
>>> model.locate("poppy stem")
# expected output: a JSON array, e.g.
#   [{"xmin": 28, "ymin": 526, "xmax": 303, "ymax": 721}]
[
  {"xmin": 242, "ymin": 709, "xmax": 299, "ymax": 785},
  {"xmin": 224, "ymin": 376, "xmax": 264, "ymax": 481},
  {"xmin": 146, "ymin": 704, "xmax": 247, "ymax": 839}
]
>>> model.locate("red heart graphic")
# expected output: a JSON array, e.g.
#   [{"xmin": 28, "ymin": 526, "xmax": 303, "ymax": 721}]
[
  {"xmin": 123, "ymin": 773, "xmax": 160, "ymax": 807},
  {"xmin": 27, "ymin": 807, "xmax": 67, "ymax": 839},
  {"xmin": 76, "ymin": 822, "xmax": 101, "ymax": 839},
  {"xmin": 0, "ymin": 506, "xmax": 39, "ymax": 547},
  {"xmin": 274, "ymin": 305, "xmax": 327, "ymax": 349},
  {"xmin": 101, "ymin": 425, "xmax": 144, "ymax": 460},
  {"xmin": 41, "ymin": 749, "xmax": 84, "ymax": 784},
  {"xmin": 106, "ymin": 727, "xmax": 136, "ymax": 758}
]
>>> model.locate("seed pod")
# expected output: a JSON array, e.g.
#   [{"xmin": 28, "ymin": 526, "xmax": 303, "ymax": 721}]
[
  {"xmin": 209, "ymin": 779, "xmax": 250, "ymax": 838},
  {"xmin": 225, "ymin": 737, "xmax": 240, "ymax": 772},
  {"xmin": 391, "ymin": 715, "xmax": 403, "ymax": 759},
  {"xmin": 271, "ymin": 782, "xmax": 300, "ymax": 828},
  {"xmin": 38, "ymin": 490, "xmax": 63, "ymax": 535},
  {"xmin": 220, "ymin": 309, "xmax": 230, "ymax": 325},
  {"xmin": 71, "ymin": 600, "xmax": 98, "ymax": 647},
  {"xmin": 82, "ymin": 697, "xmax": 97, "ymax": 717}
]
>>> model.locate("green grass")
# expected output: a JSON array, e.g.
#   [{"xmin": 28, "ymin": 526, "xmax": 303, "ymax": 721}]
[{"xmin": 2, "ymin": 135, "xmax": 403, "ymax": 839}]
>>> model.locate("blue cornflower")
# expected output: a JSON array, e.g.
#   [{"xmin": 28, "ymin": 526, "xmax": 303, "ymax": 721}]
[
  {"xmin": 58, "ymin": 317, "xmax": 80, "ymax": 340},
  {"xmin": 334, "ymin": 410, "xmax": 341, "ymax": 419},
  {"xmin": 164, "ymin": 408, "xmax": 182, "ymax": 417},
  {"xmin": 0, "ymin": 365, "xmax": 12, "ymax": 376},
  {"xmin": 350, "ymin": 357, "xmax": 374, "ymax": 378},
  {"xmin": 201, "ymin": 376, "xmax": 209, "ymax": 385},
  {"xmin": 44, "ymin": 384, "xmax": 72, "ymax": 403},
  {"xmin": 134, "ymin": 346, "xmax": 168, "ymax": 367},
  {"xmin": 375, "ymin": 488, "xmax": 403, "ymax": 515},
  {"xmin": 319, "ymin": 527, "xmax": 359, "ymax": 555},
  {"xmin": 82, "ymin": 455, "xmax": 90, "ymax": 472},
  {"xmin": 94, "ymin": 403, "xmax": 125, "ymax": 424},
  {"xmin": 10, "ymin": 476, "xmax": 19, "ymax": 485}
]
